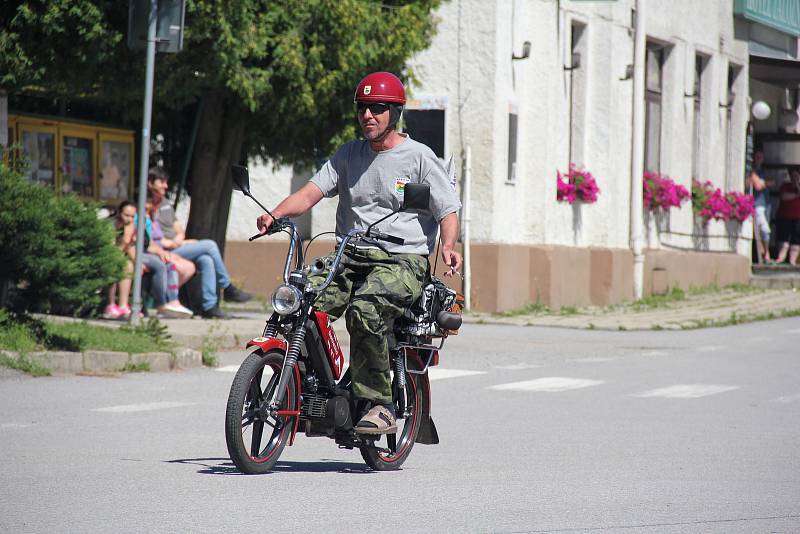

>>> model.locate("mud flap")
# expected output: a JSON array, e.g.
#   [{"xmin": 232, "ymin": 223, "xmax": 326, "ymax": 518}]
[{"xmin": 416, "ymin": 415, "xmax": 439, "ymax": 445}]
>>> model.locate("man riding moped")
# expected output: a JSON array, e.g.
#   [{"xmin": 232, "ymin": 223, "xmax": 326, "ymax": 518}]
[{"xmin": 256, "ymin": 71, "xmax": 462, "ymax": 435}]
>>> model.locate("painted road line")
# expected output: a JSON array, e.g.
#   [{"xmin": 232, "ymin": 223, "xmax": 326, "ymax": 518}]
[
  {"xmin": 217, "ymin": 365, "xmax": 240, "ymax": 373},
  {"xmin": 787, "ymin": 328, "xmax": 800, "ymax": 334},
  {"xmin": 488, "ymin": 377, "xmax": 605, "ymax": 392},
  {"xmin": 492, "ymin": 363, "xmax": 543, "ymax": 370},
  {"xmin": 632, "ymin": 384, "xmax": 740, "ymax": 399},
  {"xmin": 695, "ymin": 346, "xmax": 726, "ymax": 352},
  {"xmin": 427, "ymin": 368, "xmax": 487, "ymax": 381},
  {"xmin": 93, "ymin": 401, "xmax": 196, "ymax": 413},
  {"xmin": 639, "ymin": 351, "xmax": 668, "ymax": 357},
  {"xmin": 773, "ymin": 393, "xmax": 800, "ymax": 403}
]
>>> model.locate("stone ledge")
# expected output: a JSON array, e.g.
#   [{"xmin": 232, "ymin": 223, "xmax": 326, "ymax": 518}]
[{"xmin": 2, "ymin": 347, "xmax": 202, "ymax": 375}]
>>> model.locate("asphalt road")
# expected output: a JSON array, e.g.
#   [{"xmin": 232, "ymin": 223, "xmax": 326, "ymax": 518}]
[{"xmin": 1, "ymin": 319, "xmax": 799, "ymax": 533}]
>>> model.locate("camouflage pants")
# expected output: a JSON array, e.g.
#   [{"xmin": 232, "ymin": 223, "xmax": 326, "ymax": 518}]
[{"xmin": 308, "ymin": 247, "xmax": 428, "ymax": 404}]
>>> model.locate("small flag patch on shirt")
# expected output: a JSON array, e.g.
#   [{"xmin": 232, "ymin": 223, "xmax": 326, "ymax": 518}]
[{"xmin": 395, "ymin": 177, "xmax": 410, "ymax": 193}]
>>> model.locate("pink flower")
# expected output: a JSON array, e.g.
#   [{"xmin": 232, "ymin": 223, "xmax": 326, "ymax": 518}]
[
  {"xmin": 557, "ymin": 171, "xmax": 577, "ymax": 204},
  {"xmin": 557, "ymin": 164, "xmax": 600, "ymax": 204},
  {"xmin": 726, "ymin": 191, "xmax": 755, "ymax": 222},
  {"xmin": 643, "ymin": 172, "xmax": 690, "ymax": 210}
]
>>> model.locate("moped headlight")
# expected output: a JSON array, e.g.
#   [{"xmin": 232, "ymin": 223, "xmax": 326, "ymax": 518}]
[{"xmin": 271, "ymin": 284, "xmax": 302, "ymax": 315}]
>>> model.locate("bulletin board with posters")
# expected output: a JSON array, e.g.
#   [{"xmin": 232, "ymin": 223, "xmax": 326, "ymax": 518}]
[
  {"xmin": 8, "ymin": 114, "xmax": 134, "ymax": 204},
  {"xmin": 17, "ymin": 119, "xmax": 58, "ymax": 188}
]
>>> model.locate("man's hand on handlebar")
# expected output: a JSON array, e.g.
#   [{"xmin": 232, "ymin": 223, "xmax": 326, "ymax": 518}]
[
  {"xmin": 256, "ymin": 213, "xmax": 276, "ymax": 235},
  {"xmin": 441, "ymin": 246, "xmax": 463, "ymax": 278}
]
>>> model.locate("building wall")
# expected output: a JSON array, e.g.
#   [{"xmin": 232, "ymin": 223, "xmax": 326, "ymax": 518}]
[{"xmin": 207, "ymin": 0, "xmax": 755, "ymax": 313}]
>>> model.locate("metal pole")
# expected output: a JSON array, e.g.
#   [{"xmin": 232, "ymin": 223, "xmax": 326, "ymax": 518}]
[
  {"xmin": 130, "ymin": 0, "xmax": 158, "ymax": 325},
  {"xmin": 462, "ymin": 145, "xmax": 472, "ymax": 310},
  {"xmin": 630, "ymin": 0, "xmax": 646, "ymax": 301}
]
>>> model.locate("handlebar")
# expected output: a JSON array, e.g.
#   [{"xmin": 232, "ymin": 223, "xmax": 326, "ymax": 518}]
[
  {"xmin": 368, "ymin": 230, "xmax": 404, "ymax": 246},
  {"xmin": 250, "ymin": 218, "xmax": 406, "ymax": 294},
  {"xmin": 250, "ymin": 217, "xmax": 291, "ymax": 241}
]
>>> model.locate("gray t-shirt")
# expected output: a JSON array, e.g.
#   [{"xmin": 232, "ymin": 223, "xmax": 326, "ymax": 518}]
[
  {"xmin": 310, "ymin": 135, "xmax": 461, "ymax": 255},
  {"xmin": 155, "ymin": 203, "xmax": 177, "ymax": 240}
]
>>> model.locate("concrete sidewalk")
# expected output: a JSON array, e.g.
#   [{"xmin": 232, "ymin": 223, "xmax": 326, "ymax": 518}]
[
  {"xmin": 14, "ymin": 286, "xmax": 798, "ymax": 375},
  {"xmin": 155, "ymin": 287, "xmax": 800, "ymax": 351}
]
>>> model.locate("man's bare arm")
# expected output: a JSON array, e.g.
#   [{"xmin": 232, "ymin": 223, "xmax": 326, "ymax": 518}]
[
  {"xmin": 439, "ymin": 212, "xmax": 462, "ymax": 276},
  {"xmin": 256, "ymin": 182, "xmax": 324, "ymax": 233}
]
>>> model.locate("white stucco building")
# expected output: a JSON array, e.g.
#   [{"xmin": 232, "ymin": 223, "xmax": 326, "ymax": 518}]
[{"xmin": 218, "ymin": 0, "xmax": 800, "ymax": 312}]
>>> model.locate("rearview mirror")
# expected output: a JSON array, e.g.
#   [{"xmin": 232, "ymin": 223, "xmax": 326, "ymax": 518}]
[
  {"xmin": 403, "ymin": 183, "xmax": 430, "ymax": 210},
  {"xmin": 231, "ymin": 164, "xmax": 251, "ymax": 196}
]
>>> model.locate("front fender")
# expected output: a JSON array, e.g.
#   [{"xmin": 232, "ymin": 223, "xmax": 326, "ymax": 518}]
[
  {"xmin": 246, "ymin": 337, "xmax": 288, "ymax": 352},
  {"xmin": 245, "ymin": 336, "xmax": 301, "ymax": 445}
]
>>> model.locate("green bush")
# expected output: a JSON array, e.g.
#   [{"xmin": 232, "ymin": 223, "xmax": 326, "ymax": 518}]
[{"xmin": 0, "ymin": 162, "xmax": 126, "ymax": 315}]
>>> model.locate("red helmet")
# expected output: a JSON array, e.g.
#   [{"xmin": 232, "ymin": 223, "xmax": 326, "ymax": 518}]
[{"xmin": 354, "ymin": 72, "xmax": 406, "ymax": 105}]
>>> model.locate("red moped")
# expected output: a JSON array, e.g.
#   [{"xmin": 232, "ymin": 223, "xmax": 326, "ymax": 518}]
[{"xmin": 224, "ymin": 165, "xmax": 463, "ymax": 473}]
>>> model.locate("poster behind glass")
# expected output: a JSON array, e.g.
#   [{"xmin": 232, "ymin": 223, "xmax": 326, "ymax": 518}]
[
  {"xmin": 62, "ymin": 136, "xmax": 93, "ymax": 196},
  {"xmin": 99, "ymin": 140, "xmax": 131, "ymax": 201},
  {"xmin": 21, "ymin": 130, "xmax": 56, "ymax": 187}
]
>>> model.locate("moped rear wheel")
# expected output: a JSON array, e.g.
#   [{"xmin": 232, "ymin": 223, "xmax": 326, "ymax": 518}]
[
  {"xmin": 359, "ymin": 363, "xmax": 423, "ymax": 471},
  {"xmin": 225, "ymin": 349, "xmax": 298, "ymax": 474}
]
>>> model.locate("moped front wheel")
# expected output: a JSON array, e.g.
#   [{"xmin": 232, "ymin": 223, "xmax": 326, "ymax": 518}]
[
  {"xmin": 359, "ymin": 361, "xmax": 423, "ymax": 471},
  {"xmin": 225, "ymin": 349, "xmax": 298, "ymax": 474}
]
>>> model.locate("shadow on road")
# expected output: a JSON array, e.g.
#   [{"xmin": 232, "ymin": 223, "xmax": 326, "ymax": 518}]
[{"xmin": 165, "ymin": 457, "xmax": 376, "ymax": 475}]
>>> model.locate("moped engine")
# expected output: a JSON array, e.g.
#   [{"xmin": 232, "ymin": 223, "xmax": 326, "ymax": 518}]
[{"xmin": 300, "ymin": 392, "xmax": 352, "ymax": 436}]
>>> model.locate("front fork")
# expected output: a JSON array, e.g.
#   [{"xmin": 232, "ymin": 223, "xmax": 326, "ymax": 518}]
[{"xmin": 268, "ymin": 323, "xmax": 306, "ymax": 415}]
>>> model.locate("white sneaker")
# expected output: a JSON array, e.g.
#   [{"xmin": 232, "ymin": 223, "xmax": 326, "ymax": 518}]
[{"xmin": 160, "ymin": 303, "xmax": 194, "ymax": 318}]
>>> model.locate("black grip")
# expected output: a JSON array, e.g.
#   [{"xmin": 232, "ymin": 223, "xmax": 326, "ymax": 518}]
[
  {"xmin": 250, "ymin": 218, "xmax": 289, "ymax": 241},
  {"xmin": 249, "ymin": 232, "xmax": 267, "ymax": 242},
  {"xmin": 372, "ymin": 231, "xmax": 404, "ymax": 245}
]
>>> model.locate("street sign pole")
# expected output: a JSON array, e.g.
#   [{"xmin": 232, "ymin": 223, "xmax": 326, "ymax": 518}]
[{"xmin": 130, "ymin": 0, "xmax": 158, "ymax": 326}]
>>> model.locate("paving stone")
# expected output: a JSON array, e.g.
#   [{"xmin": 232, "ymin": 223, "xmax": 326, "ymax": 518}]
[
  {"xmin": 29, "ymin": 351, "xmax": 83, "ymax": 374},
  {"xmin": 83, "ymin": 351, "xmax": 129, "ymax": 372},
  {"xmin": 129, "ymin": 352, "xmax": 172, "ymax": 372},
  {"xmin": 172, "ymin": 347, "xmax": 202, "ymax": 369}
]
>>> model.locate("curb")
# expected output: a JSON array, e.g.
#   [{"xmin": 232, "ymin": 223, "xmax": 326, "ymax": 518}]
[{"xmin": 1, "ymin": 347, "xmax": 202, "ymax": 375}]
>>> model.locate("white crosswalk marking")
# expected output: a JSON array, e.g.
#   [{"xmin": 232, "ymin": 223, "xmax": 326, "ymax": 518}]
[
  {"xmin": 632, "ymin": 384, "xmax": 739, "ymax": 399},
  {"xmin": 217, "ymin": 365, "xmax": 486, "ymax": 381},
  {"xmin": 773, "ymin": 393, "xmax": 800, "ymax": 403},
  {"xmin": 427, "ymin": 368, "xmax": 486, "ymax": 381},
  {"xmin": 93, "ymin": 401, "xmax": 195, "ymax": 413},
  {"xmin": 639, "ymin": 351, "xmax": 668, "ymax": 357},
  {"xmin": 695, "ymin": 345, "xmax": 725, "ymax": 352},
  {"xmin": 488, "ymin": 377, "xmax": 605, "ymax": 392},
  {"xmin": 492, "ymin": 363, "xmax": 542, "ymax": 370}
]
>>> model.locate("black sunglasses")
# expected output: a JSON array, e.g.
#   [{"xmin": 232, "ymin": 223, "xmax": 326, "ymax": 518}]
[{"xmin": 356, "ymin": 102, "xmax": 390, "ymax": 115}]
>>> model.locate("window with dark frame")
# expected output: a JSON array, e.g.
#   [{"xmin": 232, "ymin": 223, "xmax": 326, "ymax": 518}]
[
  {"xmin": 692, "ymin": 55, "xmax": 707, "ymax": 180},
  {"xmin": 725, "ymin": 65, "xmax": 740, "ymax": 190},
  {"xmin": 403, "ymin": 109, "xmax": 445, "ymax": 159},
  {"xmin": 507, "ymin": 112, "xmax": 518, "ymax": 182},
  {"xmin": 569, "ymin": 22, "xmax": 587, "ymax": 167},
  {"xmin": 644, "ymin": 43, "xmax": 664, "ymax": 174}
]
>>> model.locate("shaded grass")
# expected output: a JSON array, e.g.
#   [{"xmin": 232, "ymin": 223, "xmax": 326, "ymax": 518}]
[
  {"xmin": 0, "ymin": 352, "xmax": 51, "ymax": 376},
  {"xmin": 0, "ymin": 312, "xmax": 173, "ymax": 354}
]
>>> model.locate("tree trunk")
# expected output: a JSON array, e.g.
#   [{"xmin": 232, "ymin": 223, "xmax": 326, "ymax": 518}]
[{"xmin": 185, "ymin": 91, "xmax": 247, "ymax": 257}]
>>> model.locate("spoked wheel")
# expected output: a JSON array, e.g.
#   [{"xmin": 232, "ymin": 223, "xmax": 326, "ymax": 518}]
[
  {"xmin": 360, "ymin": 361, "xmax": 423, "ymax": 471},
  {"xmin": 225, "ymin": 349, "xmax": 298, "ymax": 474}
]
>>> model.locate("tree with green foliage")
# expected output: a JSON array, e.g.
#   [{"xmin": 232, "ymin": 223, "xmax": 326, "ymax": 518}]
[
  {"xmin": 1, "ymin": 0, "xmax": 442, "ymax": 250},
  {"xmin": 0, "ymin": 161, "xmax": 126, "ymax": 315}
]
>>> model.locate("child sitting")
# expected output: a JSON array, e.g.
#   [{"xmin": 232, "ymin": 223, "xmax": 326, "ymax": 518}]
[{"xmin": 103, "ymin": 201, "xmax": 136, "ymax": 319}]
